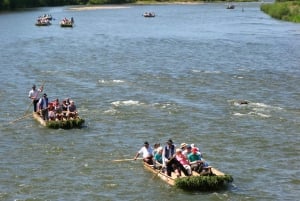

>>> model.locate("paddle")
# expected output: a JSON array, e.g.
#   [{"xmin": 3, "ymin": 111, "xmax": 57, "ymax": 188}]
[
  {"xmin": 9, "ymin": 113, "xmax": 33, "ymax": 124},
  {"xmin": 112, "ymin": 158, "xmax": 143, "ymax": 162},
  {"xmin": 24, "ymin": 101, "xmax": 33, "ymax": 115}
]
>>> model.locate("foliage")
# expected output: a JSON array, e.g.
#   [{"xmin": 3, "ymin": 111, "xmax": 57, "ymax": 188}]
[
  {"xmin": 261, "ymin": 1, "xmax": 300, "ymax": 23},
  {"xmin": 0, "ymin": 0, "xmax": 135, "ymax": 10},
  {"xmin": 89, "ymin": 0, "xmax": 136, "ymax": 4},
  {"xmin": 175, "ymin": 174, "xmax": 233, "ymax": 191},
  {"xmin": 46, "ymin": 118, "xmax": 85, "ymax": 129}
]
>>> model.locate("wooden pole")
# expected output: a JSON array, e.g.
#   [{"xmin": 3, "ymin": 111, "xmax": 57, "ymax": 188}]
[
  {"xmin": 112, "ymin": 158, "xmax": 143, "ymax": 162},
  {"xmin": 9, "ymin": 113, "xmax": 32, "ymax": 124}
]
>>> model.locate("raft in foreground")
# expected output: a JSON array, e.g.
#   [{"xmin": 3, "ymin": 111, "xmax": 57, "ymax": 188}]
[
  {"xmin": 33, "ymin": 112, "xmax": 85, "ymax": 129},
  {"xmin": 144, "ymin": 162, "xmax": 233, "ymax": 191}
]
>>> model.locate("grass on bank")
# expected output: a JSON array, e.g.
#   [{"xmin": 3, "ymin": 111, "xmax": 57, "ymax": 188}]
[{"xmin": 261, "ymin": 1, "xmax": 300, "ymax": 23}]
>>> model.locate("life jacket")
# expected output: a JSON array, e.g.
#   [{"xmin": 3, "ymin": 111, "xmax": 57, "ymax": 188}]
[
  {"xmin": 39, "ymin": 97, "xmax": 48, "ymax": 109},
  {"xmin": 164, "ymin": 145, "xmax": 175, "ymax": 160}
]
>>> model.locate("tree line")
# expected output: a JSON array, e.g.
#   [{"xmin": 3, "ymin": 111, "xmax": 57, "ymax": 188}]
[{"xmin": 0, "ymin": 0, "xmax": 136, "ymax": 10}]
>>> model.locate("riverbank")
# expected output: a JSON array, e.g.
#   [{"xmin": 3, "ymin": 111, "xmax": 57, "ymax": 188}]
[
  {"xmin": 67, "ymin": 0, "xmax": 256, "ymax": 11},
  {"xmin": 260, "ymin": 1, "xmax": 300, "ymax": 23}
]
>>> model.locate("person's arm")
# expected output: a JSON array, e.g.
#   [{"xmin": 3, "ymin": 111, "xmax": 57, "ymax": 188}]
[
  {"xmin": 162, "ymin": 148, "xmax": 167, "ymax": 166},
  {"xmin": 134, "ymin": 152, "xmax": 140, "ymax": 160},
  {"xmin": 39, "ymin": 86, "xmax": 43, "ymax": 92},
  {"xmin": 134, "ymin": 148, "xmax": 141, "ymax": 160}
]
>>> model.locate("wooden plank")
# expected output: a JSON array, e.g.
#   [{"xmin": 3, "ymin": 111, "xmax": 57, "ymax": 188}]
[{"xmin": 32, "ymin": 112, "xmax": 46, "ymax": 126}]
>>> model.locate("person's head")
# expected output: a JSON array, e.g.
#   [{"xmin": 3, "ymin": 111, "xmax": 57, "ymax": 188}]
[
  {"xmin": 186, "ymin": 145, "xmax": 192, "ymax": 152},
  {"xmin": 180, "ymin": 143, "xmax": 187, "ymax": 150},
  {"xmin": 43, "ymin": 93, "xmax": 47, "ymax": 98},
  {"xmin": 192, "ymin": 147, "xmax": 198, "ymax": 154},
  {"xmin": 157, "ymin": 147, "xmax": 163, "ymax": 153},
  {"xmin": 166, "ymin": 139, "xmax": 173, "ymax": 146},
  {"xmin": 154, "ymin": 143, "xmax": 160, "ymax": 149},
  {"xmin": 144, "ymin": 141, "xmax": 149, "ymax": 147},
  {"xmin": 176, "ymin": 148, "xmax": 182, "ymax": 155},
  {"xmin": 32, "ymin": 84, "xmax": 36, "ymax": 89}
]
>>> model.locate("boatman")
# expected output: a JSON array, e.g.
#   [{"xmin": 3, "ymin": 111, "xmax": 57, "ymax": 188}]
[
  {"xmin": 134, "ymin": 141, "xmax": 154, "ymax": 165},
  {"xmin": 28, "ymin": 84, "xmax": 43, "ymax": 112},
  {"xmin": 38, "ymin": 93, "xmax": 49, "ymax": 121}
]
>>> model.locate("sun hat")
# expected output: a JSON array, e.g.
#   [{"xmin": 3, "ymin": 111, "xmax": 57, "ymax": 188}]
[{"xmin": 180, "ymin": 143, "xmax": 187, "ymax": 149}]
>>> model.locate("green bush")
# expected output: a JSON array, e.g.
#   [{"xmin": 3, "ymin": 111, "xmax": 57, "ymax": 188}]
[
  {"xmin": 261, "ymin": 1, "xmax": 300, "ymax": 23},
  {"xmin": 46, "ymin": 118, "xmax": 85, "ymax": 129},
  {"xmin": 175, "ymin": 175, "xmax": 233, "ymax": 191}
]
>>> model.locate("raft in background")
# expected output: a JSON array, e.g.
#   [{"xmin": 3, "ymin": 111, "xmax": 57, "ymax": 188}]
[
  {"xmin": 143, "ymin": 12, "xmax": 155, "ymax": 17},
  {"xmin": 60, "ymin": 17, "xmax": 74, "ymax": 27},
  {"xmin": 33, "ymin": 112, "xmax": 85, "ymax": 129},
  {"xmin": 35, "ymin": 20, "xmax": 51, "ymax": 26},
  {"xmin": 144, "ymin": 162, "xmax": 233, "ymax": 191}
]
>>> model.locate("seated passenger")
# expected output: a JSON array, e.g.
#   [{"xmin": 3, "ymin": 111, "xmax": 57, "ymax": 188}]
[
  {"xmin": 183, "ymin": 144, "xmax": 192, "ymax": 158},
  {"xmin": 48, "ymin": 105, "xmax": 56, "ymax": 121},
  {"xmin": 188, "ymin": 148, "xmax": 209, "ymax": 174},
  {"xmin": 175, "ymin": 148, "xmax": 192, "ymax": 176},
  {"xmin": 53, "ymin": 98, "xmax": 61, "ymax": 112},
  {"xmin": 152, "ymin": 142, "xmax": 161, "ymax": 156},
  {"xmin": 154, "ymin": 147, "xmax": 163, "ymax": 169},
  {"xmin": 67, "ymin": 101, "xmax": 77, "ymax": 119},
  {"xmin": 61, "ymin": 100, "xmax": 68, "ymax": 111},
  {"xmin": 191, "ymin": 143, "xmax": 202, "ymax": 157}
]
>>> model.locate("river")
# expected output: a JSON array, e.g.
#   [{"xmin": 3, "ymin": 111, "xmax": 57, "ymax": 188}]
[{"xmin": 0, "ymin": 2, "xmax": 299, "ymax": 201}]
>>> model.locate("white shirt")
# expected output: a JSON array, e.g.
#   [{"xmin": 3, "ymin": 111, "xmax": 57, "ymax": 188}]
[
  {"xmin": 28, "ymin": 88, "xmax": 42, "ymax": 100},
  {"xmin": 138, "ymin": 146, "xmax": 153, "ymax": 158}
]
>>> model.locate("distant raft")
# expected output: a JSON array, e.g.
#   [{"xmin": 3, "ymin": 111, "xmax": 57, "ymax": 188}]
[
  {"xmin": 60, "ymin": 17, "xmax": 74, "ymax": 27},
  {"xmin": 226, "ymin": 4, "xmax": 235, "ymax": 9},
  {"xmin": 35, "ymin": 18, "xmax": 51, "ymax": 26},
  {"xmin": 143, "ymin": 12, "xmax": 155, "ymax": 17},
  {"xmin": 35, "ymin": 14, "xmax": 53, "ymax": 26}
]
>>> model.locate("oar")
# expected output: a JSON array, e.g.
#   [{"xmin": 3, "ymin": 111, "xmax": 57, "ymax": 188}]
[
  {"xmin": 112, "ymin": 158, "xmax": 143, "ymax": 162},
  {"xmin": 9, "ymin": 113, "xmax": 33, "ymax": 124},
  {"xmin": 24, "ymin": 101, "xmax": 33, "ymax": 115}
]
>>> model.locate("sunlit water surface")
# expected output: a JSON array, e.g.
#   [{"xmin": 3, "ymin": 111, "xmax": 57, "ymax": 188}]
[{"xmin": 0, "ymin": 3, "xmax": 299, "ymax": 201}]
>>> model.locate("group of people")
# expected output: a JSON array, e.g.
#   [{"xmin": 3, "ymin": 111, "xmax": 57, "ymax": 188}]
[
  {"xmin": 28, "ymin": 84, "xmax": 78, "ymax": 121},
  {"xmin": 134, "ymin": 139, "xmax": 211, "ymax": 178},
  {"xmin": 60, "ymin": 17, "xmax": 74, "ymax": 25},
  {"xmin": 35, "ymin": 14, "xmax": 52, "ymax": 25}
]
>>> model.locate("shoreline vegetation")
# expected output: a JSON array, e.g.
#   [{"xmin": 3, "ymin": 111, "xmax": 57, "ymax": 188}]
[
  {"xmin": 260, "ymin": 1, "xmax": 300, "ymax": 23},
  {"xmin": 0, "ymin": 0, "xmax": 299, "ymax": 23}
]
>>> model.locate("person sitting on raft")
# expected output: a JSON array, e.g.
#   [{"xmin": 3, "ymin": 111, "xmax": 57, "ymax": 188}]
[{"xmin": 134, "ymin": 141, "xmax": 154, "ymax": 165}]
